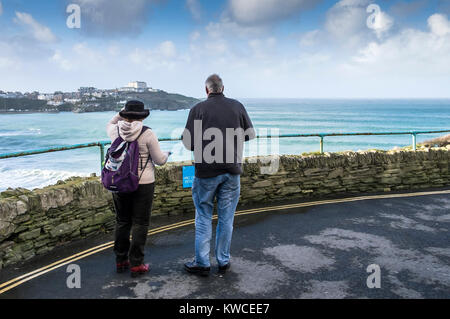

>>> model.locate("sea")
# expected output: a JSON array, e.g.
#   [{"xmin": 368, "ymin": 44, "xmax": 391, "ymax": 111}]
[{"xmin": 1, "ymin": 99, "xmax": 449, "ymax": 191}]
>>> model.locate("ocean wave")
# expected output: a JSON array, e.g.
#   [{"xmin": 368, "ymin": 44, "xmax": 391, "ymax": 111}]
[
  {"xmin": 0, "ymin": 128, "xmax": 41, "ymax": 137},
  {"xmin": 0, "ymin": 169, "xmax": 90, "ymax": 192}
]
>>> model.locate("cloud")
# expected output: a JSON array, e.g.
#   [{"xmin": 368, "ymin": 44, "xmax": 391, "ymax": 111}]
[
  {"xmin": 186, "ymin": 0, "xmax": 202, "ymax": 21},
  {"xmin": 0, "ymin": 1, "xmax": 3, "ymax": 16},
  {"xmin": 51, "ymin": 50, "xmax": 73, "ymax": 71},
  {"xmin": 299, "ymin": 29, "xmax": 321, "ymax": 46},
  {"xmin": 325, "ymin": 0, "xmax": 370, "ymax": 43},
  {"xmin": 248, "ymin": 37, "xmax": 277, "ymax": 59},
  {"xmin": 325, "ymin": 0, "xmax": 393, "ymax": 46},
  {"xmin": 70, "ymin": 0, "xmax": 156, "ymax": 37},
  {"xmin": 205, "ymin": 17, "xmax": 266, "ymax": 39},
  {"xmin": 129, "ymin": 41, "xmax": 178, "ymax": 70},
  {"xmin": 350, "ymin": 14, "xmax": 450, "ymax": 76},
  {"xmin": 190, "ymin": 31, "xmax": 201, "ymax": 41},
  {"xmin": 428, "ymin": 13, "xmax": 450, "ymax": 36},
  {"xmin": 13, "ymin": 12, "xmax": 57, "ymax": 43},
  {"xmin": 227, "ymin": 0, "xmax": 319, "ymax": 26},
  {"xmin": 366, "ymin": 4, "xmax": 394, "ymax": 39},
  {"xmin": 390, "ymin": 0, "xmax": 428, "ymax": 17}
]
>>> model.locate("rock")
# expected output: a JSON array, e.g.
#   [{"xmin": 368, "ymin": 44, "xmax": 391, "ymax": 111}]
[
  {"xmin": 81, "ymin": 212, "xmax": 114, "ymax": 228},
  {"xmin": 13, "ymin": 241, "xmax": 34, "ymax": 253},
  {"xmin": 303, "ymin": 168, "xmax": 327, "ymax": 176},
  {"xmin": 34, "ymin": 238, "xmax": 50, "ymax": 249},
  {"xmin": 243, "ymin": 189, "xmax": 266, "ymax": 197},
  {"xmin": 36, "ymin": 246, "xmax": 51, "ymax": 255},
  {"xmin": 276, "ymin": 186, "xmax": 300, "ymax": 195},
  {"xmin": 18, "ymin": 228, "xmax": 41, "ymax": 241},
  {"xmin": 39, "ymin": 188, "xmax": 74, "ymax": 211},
  {"xmin": 0, "ymin": 188, "xmax": 18, "ymax": 198},
  {"xmin": 0, "ymin": 241, "xmax": 14, "ymax": 250},
  {"xmin": 0, "ymin": 220, "xmax": 16, "ymax": 240},
  {"xmin": 49, "ymin": 220, "xmax": 82, "ymax": 238},
  {"xmin": 81, "ymin": 226, "xmax": 100, "ymax": 236},
  {"xmin": 22, "ymin": 250, "xmax": 35, "ymax": 261},
  {"xmin": 253, "ymin": 180, "xmax": 272, "ymax": 188},
  {"xmin": 4, "ymin": 250, "xmax": 22, "ymax": 266},
  {"xmin": 328, "ymin": 168, "xmax": 344, "ymax": 179}
]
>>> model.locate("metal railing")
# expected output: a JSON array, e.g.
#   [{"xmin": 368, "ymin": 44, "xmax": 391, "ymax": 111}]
[{"xmin": 0, "ymin": 130, "xmax": 449, "ymax": 171}]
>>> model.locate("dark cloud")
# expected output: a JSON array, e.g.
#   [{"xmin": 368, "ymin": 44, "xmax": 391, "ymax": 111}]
[
  {"xmin": 227, "ymin": 0, "xmax": 321, "ymax": 26},
  {"xmin": 390, "ymin": 0, "xmax": 428, "ymax": 17},
  {"xmin": 69, "ymin": 0, "xmax": 158, "ymax": 37}
]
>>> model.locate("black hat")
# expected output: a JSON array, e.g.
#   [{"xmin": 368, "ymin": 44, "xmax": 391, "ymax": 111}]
[{"xmin": 119, "ymin": 100, "xmax": 150, "ymax": 120}]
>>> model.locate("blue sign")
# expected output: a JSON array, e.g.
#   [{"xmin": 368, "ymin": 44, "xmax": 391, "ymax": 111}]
[{"xmin": 183, "ymin": 166, "xmax": 195, "ymax": 188}]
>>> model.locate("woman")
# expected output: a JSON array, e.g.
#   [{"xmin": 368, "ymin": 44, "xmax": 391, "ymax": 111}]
[{"xmin": 106, "ymin": 100, "xmax": 169, "ymax": 277}]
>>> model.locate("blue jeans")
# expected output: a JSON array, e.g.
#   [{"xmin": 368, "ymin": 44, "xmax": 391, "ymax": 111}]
[{"xmin": 192, "ymin": 173, "xmax": 241, "ymax": 267}]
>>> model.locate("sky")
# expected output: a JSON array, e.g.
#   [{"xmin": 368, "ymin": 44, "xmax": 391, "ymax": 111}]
[{"xmin": 0, "ymin": 0, "xmax": 449, "ymax": 98}]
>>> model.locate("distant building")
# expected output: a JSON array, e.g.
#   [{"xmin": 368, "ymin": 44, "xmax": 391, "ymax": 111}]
[
  {"xmin": 79, "ymin": 87, "xmax": 97, "ymax": 95},
  {"xmin": 128, "ymin": 81, "xmax": 147, "ymax": 89},
  {"xmin": 6, "ymin": 92, "xmax": 19, "ymax": 99},
  {"xmin": 64, "ymin": 98, "xmax": 81, "ymax": 104},
  {"xmin": 38, "ymin": 94, "xmax": 54, "ymax": 101},
  {"xmin": 119, "ymin": 86, "xmax": 135, "ymax": 93},
  {"xmin": 119, "ymin": 81, "xmax": 148, "ymax": 93},
  {"xmin": 92, "ymin": 91, "xmax": 105, "ymax": 98},
  {"xmin": 53, "ymin": 92, "xmax": 64, "ymax": 102}
]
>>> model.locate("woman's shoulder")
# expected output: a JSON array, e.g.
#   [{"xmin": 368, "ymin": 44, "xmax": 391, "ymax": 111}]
[{"xmin": 139, "ymin": 127, "xmax": 156, "ymax": 141}]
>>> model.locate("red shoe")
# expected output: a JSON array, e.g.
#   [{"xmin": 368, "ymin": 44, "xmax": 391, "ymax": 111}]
[
  {"xmin": 130, "ymin": 264, "xmax": 150, "ymax": 278},
  {"xmin": 116, "ymin": 260, "xmax": 130, "ymax": 273}
]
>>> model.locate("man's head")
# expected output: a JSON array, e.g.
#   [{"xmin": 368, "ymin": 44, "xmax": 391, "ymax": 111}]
[{"xmin": 205, "ymin": 74, "xmax": 224, "ymax": 95}]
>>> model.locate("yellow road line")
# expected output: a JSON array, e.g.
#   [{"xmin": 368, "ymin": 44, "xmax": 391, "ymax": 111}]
[{"xmin": 0, "ymin": 189, "xmax": 449, "ymax": 295}]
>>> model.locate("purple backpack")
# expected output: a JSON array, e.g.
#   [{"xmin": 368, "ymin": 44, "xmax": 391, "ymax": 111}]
[{"xmin": 101, "ymin": 126, "xmax": 150, "ymax": 193}]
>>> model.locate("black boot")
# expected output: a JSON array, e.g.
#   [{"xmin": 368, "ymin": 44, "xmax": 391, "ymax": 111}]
[
  {"xmin": 184, "ymin": 261, "xmax": 210, "ymax": 277},
  {"xmin": 218, "ymin": 263, "xmax": 231, "ymax": 275}
]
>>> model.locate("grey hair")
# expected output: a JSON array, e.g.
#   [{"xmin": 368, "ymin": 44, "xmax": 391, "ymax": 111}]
[{"xmin": 205, "ymin": 74, "xmax": 224, "ymax": 93}]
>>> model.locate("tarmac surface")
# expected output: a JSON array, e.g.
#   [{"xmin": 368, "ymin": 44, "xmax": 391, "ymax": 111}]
[{"xmin": 0, "ymin": 190, "xmax": 449, "ymax": 299}]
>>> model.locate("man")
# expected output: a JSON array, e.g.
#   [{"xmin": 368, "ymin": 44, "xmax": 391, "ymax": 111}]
[{"xmin": 182, "ymin": 74, "xmax": 255, "ymax": 276}]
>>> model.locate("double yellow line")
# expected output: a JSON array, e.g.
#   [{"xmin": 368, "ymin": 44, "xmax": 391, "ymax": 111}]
[{"xmin": 1, "ymin": 189, "xmax": 449, "ymax": 295}]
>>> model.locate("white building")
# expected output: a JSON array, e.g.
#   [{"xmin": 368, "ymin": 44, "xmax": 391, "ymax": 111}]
[
  {"xmin": 64, "ymin": 98, "xmax": 81, "ymax": 104},
  {"xmin": 127, "ymin": 81, "xmax": 147, "ymax": 89},
  {"xmin": 38, "ymin": 94, "xmax": 54, "ymax": 101}
]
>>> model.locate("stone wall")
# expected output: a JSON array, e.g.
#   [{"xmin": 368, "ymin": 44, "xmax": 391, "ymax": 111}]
[{"xmin": 1, "ymin": 147, "xmax": 449, "ymax": 269}]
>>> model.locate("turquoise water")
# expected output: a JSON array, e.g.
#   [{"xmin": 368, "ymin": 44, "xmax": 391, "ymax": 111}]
[{"xmin": 1, "ymin": 99, "xmax": 449, "ymax": 191}]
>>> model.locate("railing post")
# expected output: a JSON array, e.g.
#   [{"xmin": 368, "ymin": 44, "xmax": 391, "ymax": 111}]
[
  {"xmin": 99, "ymin": 144, "xmax": 105, "ymax": 171},
  {"xmin": 320, "ymin": 135, "xmax": 324, "ymax": 154},
  {"xmin": 412, "ymin": 132, "xmax": 417, "ymax": 151}
]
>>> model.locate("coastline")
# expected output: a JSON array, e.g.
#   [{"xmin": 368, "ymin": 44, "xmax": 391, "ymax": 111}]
[{"xmin": 0, "ymin": 107, "xmax": 193, "ymax": 115}]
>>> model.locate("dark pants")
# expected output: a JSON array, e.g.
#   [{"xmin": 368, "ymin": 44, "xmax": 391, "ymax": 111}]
[{"xmin": 112, "ymin": 183, "xmax": 155, "ymax": 267}]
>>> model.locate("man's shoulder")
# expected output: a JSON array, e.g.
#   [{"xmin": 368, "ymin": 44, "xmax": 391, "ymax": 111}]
[
  {"xmin": 190, "ymin": 99, "xmax": 208, "ymax": 112},
  {"xmin": 191, "ymin": 96, "xmax": 244, "ymax": 111},
  {"xmin": 223, "ymin": 96, "xmax": 243, "ymax": 106},
  {"xmin": 223, "ymin": 97, "xmax": 246, "ymax": 113}
]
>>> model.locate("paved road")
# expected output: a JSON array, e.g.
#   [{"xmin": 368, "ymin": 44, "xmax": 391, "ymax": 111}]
[{"xmin": 1, "ymin": 191, "xmax": 449, "ymax": 299}]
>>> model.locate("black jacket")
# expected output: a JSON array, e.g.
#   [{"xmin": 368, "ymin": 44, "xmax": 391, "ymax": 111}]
[{"xmin": 182, "ymin": 93, "xmax": 255, "ymax": 178}]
